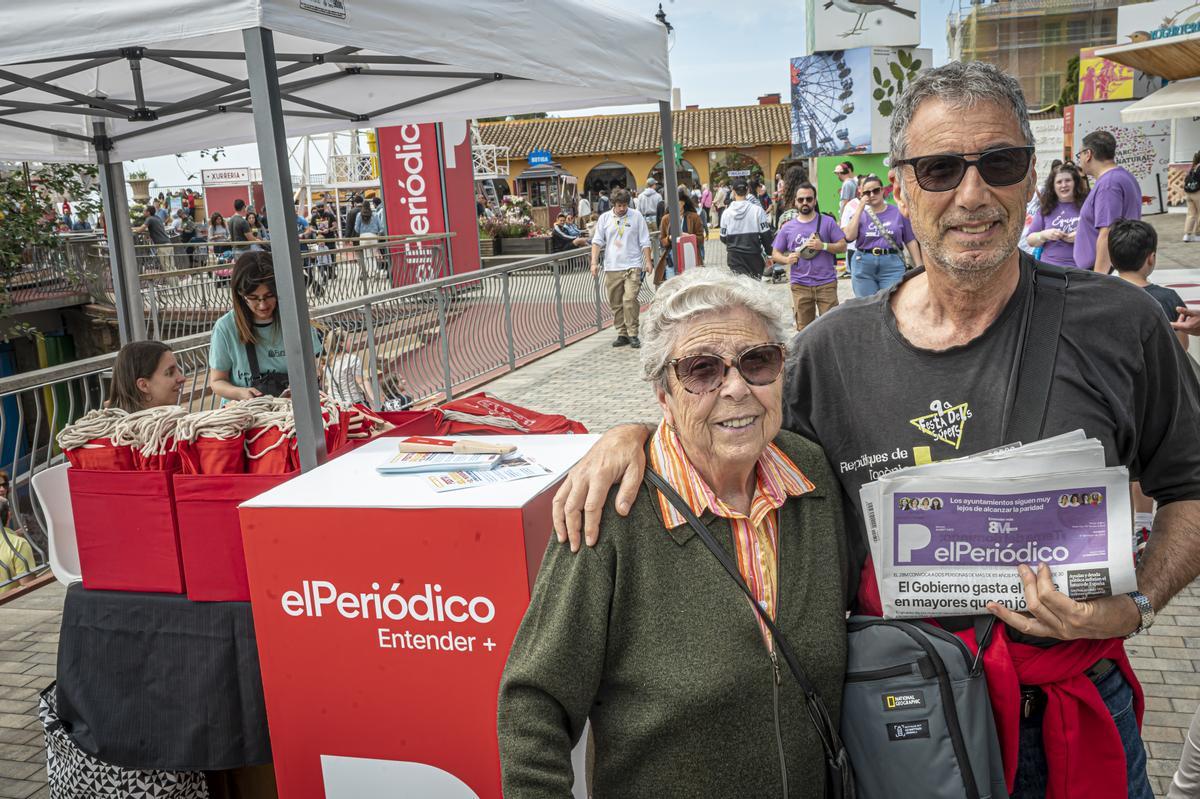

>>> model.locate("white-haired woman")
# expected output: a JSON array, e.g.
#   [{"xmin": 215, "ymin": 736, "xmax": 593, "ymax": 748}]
[{"xmin": 498, "ymin": 268, "xmax": 848, "ymax": 797}]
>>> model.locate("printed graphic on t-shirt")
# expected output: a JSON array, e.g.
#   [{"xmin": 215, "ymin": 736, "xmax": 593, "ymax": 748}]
[
  {"xmin": 909, "ymin": 399, "xmax": 973, "ymax": 449},
  {"xmin": 865, "ymin": 218, "xmax": 899, "ymax": 239},
  {"xmin": 1049, "ymin": 215, "xmax": 1079, "ymax": 235}
]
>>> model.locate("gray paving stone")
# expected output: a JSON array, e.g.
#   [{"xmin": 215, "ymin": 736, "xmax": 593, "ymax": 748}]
[{"xmin": 0, "ymin": 762, "xmax": 39, "ymax": 783}]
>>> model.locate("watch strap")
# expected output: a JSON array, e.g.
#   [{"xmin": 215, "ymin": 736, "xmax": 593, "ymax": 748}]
[{"xmin": 1124, "ymin": 590, "xmax": 1154, "ymax": 638}]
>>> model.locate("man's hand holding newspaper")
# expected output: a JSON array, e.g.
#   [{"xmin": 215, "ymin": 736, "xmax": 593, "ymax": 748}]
[{"xmin": 860, "ymin": 431, "xmax": 1141, "ymax": 637}]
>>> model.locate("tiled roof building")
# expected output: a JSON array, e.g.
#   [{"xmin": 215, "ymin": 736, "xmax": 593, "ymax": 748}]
[{"xmin": 478, "ymin": 104, "xmax": 791, "ymax": 157}]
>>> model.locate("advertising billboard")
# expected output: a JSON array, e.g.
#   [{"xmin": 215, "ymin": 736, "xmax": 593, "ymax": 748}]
[
  {"xmin": 377, "ymin": 121, "xmax": 480, "ymax": 282},
  {"xmin": 791, "ymin": 49, "xmax": 872, "ymax": 157},
  {"xmin": 1072, "ymin": 101, "xmax": 1172, "ymax": 214},
  {"xmin": 1078, "ymin": 48, "xmax": 1160, "ymax": 103},
  {"xmin": 807, "ymin": 0, "xmax": 920, "ymax": 52},
  {"xmin": 868, "ymin": 47, "xmax": 931, "ymax": 154},
  {"xmin": 1116, "ymin": 0, "xmax": 1200, "ymax": 42}
]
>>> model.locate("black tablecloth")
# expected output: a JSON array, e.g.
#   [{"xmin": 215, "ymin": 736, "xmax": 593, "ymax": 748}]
[{"xmin": 55, "ymin": 583, "xmax": 272, "ymax": 771}]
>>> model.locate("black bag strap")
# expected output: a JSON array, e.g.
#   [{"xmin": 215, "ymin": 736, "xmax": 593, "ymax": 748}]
[
  {"xmin": 1004, "ymin": 261, "xmax": 1069, "ymax": 445},
  {"xmin": 244, "ymin": 340, "xmax": 263, "ymax": 382},
  {"xmin": 644, "ymin": 467, "xmax": 854, "ymax": 798}
]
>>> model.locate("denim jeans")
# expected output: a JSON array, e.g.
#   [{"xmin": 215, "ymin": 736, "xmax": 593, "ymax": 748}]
[
  {"xmin": 850, "ymin": 251, "xmax": 906, "ymax": 297},
  {"xmin": 1011, "ymin": 667, "xmax": 1153, "ymax": 799}
]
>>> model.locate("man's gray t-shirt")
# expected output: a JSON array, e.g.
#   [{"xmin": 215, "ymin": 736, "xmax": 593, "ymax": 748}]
[
  {"xmin": 783, "ymin": 253, "xmax": 1200, "ymax": 598},
  {"xmin": 144, "ymin": 213, "xmax": 170, "ymax": 245},
  {"xmin": 840, "ymin": 177, "xmax": 859, "ymax": 204},
  {"xmin": 228, "ymin": 213, "xmax": 251, "ymax": 248}
]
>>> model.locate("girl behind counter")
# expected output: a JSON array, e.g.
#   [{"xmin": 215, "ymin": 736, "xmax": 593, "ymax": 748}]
[{"xmin": 208, "ymin": 251, "xmax": 322, "ymax": 402}]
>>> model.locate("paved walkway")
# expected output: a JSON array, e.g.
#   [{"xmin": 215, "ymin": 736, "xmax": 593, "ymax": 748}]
[{"xmin": 1, "ymin": 213, "xmax": 1197, "ymax": 798}]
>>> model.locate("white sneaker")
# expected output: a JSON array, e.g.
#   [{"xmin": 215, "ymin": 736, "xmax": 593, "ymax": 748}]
[{"xmin": 1187, "ymin": 235, "xmax": 1196, "ymax": 242}]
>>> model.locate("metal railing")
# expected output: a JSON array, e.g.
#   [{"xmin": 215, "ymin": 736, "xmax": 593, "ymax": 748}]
[
  {"xmin": 3, "ymin": 234, "xmax": 102, "ymax": 310},
  {"xmin": 132, "ymin": 235, "xmax": 453, "ymax": 340},
  {"xmin": 0, "ymin": 245, "xmax": 660, "ymax": 593}
]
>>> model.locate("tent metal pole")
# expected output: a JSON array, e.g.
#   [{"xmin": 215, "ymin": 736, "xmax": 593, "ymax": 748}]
[
  {"xmin": 244, "ymin": 26, "xmax": 326, "ymax": 472},
  {"xmin": 363, "ymin": 77, "xmax": 494, "ymax": 119},
  {"xmin": 93, "ymin": 120, "xmax": 145, "ymax": 344},
  {"xmin": 658, "ymin": 101, "xmax": 681, "ymax": 253}
]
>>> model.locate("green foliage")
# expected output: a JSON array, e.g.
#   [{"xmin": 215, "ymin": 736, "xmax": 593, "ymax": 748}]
[
  {"xmin": 1056, "ymin": 56, "xmax": 1080, "ymax": 112},
  {"xmin": 0, "ymin": 163, "xmax": 100, "ymax": 340},
  {"xmin": 873, "ymin": 50, "xmax": 922, "ymax": 120}
]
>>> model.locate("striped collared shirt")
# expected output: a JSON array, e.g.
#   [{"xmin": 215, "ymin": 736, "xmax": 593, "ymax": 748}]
[{"xmin": 647, "ymin": 420, "xmax": 814, "ymax": 648}]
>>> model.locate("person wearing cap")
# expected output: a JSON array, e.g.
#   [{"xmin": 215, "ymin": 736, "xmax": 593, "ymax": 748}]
[{"xmin": 636, "ymin": 178, "xmax": 663, "ymax": 228}]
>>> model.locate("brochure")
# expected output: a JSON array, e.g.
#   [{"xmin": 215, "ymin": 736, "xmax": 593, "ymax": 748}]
[
  {"xmin": 375, "ymin": 451, "xmax": 502, "ymax": 475},
  {"xmin": 426, "ymin": 455, "xmax": 552, "ymax": 492}
]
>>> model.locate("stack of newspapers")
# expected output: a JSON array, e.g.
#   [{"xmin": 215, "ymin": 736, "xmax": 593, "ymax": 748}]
[{"xmin": 859, "ymin": 430, "xmax": 1135, "ymax": 619}]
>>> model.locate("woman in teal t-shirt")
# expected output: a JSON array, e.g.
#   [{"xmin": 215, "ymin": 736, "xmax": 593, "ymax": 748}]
[{"xmin": 208, "ymin": 251, "xmax": 322, "ymax": 401}]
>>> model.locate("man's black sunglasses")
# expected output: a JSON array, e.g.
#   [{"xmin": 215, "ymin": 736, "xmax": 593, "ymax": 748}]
[{"xmin": 892, "ymin": 146, "xmax": 1034, "ymax": 192}]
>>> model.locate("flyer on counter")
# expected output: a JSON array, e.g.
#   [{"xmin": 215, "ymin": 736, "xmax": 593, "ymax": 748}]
[
  {"xmin": 426, "ymin": 455, "xmax": 553, "ymax": 492},
  {"xmin": 859, "ymin": 431, "xmax": 1135, "ymax": 618}
]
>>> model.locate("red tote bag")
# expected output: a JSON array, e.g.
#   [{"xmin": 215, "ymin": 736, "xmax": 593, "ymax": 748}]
[
  {"xmin": 64, "ymin": 439, "xmax": 135, "ymax": 471},
  {"xmin": 173, "ymin": 472, "xmax": 296, "ymax": 602},
  {"xmin": 178, "ymin": 434, "xmax": 247, "ymax": 475},
  {"xmin": 67, "ymin": 468, "xmax": 185, "ymax": 593},
  {"xmin": 438, "ymin": 393, "xmax": 588, "ymax": 435},
  {"xmin": 245, "ymin": 427, "xmax": 292, "ymax": 475}
]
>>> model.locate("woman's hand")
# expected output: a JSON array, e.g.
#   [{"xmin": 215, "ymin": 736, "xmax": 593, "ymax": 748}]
[{"xmin": 239, "ymin": 386, "xmax": 263, "ymax": 400}]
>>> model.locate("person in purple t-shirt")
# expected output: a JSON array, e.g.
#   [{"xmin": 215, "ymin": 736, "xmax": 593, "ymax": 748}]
[
  {"xmin": 1024, "ymin": 163, "xmax": 1088, "ymax": 268},
  {"xmin": 1074, "ymin": 129, "xmax": 1143, "ymax": 272},
  {"xmin": 842, "ymin": 174, "xmax": 922, "ymax": 297},
  {"xmin": 769, "ymin": 181, "xmax": 847, "ymax": 330}
]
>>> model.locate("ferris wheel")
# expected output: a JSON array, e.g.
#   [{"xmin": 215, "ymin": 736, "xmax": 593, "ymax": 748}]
[{"xmin": 790, "ymin": 51, "xmax": 856, "ymax": 156}]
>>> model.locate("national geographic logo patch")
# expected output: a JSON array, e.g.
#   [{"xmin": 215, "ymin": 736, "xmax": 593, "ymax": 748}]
[{"xmin": 881, "ymin": 690, "xmax": 926, "ymax": 711}]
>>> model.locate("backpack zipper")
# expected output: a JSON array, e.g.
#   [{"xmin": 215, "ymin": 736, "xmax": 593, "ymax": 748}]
[
  {"xmin": 769, "ymin": 648, "xmax": 790, "ymax": 799},
  {"xmin": 845, "ymin": 662, "xmax": 917, "ymax": 682}
]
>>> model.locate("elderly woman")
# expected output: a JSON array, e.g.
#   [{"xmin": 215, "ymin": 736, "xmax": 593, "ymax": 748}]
[{"xmin": 498, "ymin": 268, "xmax": 848, "ymax": 797}]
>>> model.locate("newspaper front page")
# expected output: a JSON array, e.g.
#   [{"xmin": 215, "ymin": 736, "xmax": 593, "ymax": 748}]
[{"xmin": 859, "ymin": 432, "xmax": 1136, "ymax": 619}]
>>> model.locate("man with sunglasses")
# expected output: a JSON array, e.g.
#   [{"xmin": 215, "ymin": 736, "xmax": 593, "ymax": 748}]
[
  {"xmin": 553, "ymin": 60, "xmax": 1200, "ymax": 799},
  {"xmin": 1074, "ymin": 130, "xmax": 1143, "ymax": 273}
]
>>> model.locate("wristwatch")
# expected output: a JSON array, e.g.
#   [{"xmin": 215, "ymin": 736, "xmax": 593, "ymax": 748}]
[{"xmin": 1124, "ymin": 591, "xmax": 1155, "ymax": 638}]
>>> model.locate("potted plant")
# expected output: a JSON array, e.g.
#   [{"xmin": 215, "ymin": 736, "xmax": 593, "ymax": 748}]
[
  {"xmin": 478, "ymin": 217, "xmax": 501, "ymax": 257},
  {"xmin": 491, "ymin": 196, "xmax": 552, "ymax": 255},
  {"xmin": 127, "ymin": 169, "xmax": 152, "ymax": 203}
]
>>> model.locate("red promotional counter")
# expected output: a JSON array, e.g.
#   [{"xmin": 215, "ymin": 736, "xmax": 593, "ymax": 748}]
[{"xmin": 239, "ymin": 434, "xmax": 597, "ymax": 798}]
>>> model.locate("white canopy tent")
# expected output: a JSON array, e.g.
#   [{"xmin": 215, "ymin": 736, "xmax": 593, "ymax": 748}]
[
  {"xmin": 1118, "ymin": 78, "xmax": 1200, "ymax": 123},
  {"xmin": 0, "ymin": 0, "xmax": 673, "ymax": 470}
]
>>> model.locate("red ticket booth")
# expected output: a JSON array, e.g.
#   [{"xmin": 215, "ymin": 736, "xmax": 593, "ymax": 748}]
[{"xmin": 239, "ymin": 434, "xmax": 597, "ymax": 798}]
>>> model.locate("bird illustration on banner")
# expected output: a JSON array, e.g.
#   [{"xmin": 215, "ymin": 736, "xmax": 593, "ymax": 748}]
[{"xmin": 822, "ymin": 0, "xmax": 917, "ymax": 37}]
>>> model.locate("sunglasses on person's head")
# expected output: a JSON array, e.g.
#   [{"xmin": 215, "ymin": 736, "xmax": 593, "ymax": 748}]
[
  {"xmin": 667, "ymin": 343, "xmax": 786, "ymax": 395},
  {"xmin": 892, "ymin": 146, "xmax": 1034, "ymax": 192}
]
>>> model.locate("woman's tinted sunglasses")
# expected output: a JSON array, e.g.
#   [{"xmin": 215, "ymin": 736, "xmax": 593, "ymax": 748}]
[
  {"xmin": 667, "ymin": 343, "xmax": 786, "ymax": 395},
  {"xmin": 892, "ymin": 146, "xmax": 1034, "ymax": 193}
]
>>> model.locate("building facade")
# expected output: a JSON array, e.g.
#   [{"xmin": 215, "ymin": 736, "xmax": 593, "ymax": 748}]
[
  {"xmin": 947, "ymin": 0, "xmax": 1139, "ymax": 109},
  {"xmin": 477, "ymin": 103, "xmax": 797, "ymax": 207}
]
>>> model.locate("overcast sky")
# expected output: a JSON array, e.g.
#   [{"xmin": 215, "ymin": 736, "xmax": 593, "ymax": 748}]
[{"xmin": 133, "ymin": 0, "xmax": 956, "ymax": 188}]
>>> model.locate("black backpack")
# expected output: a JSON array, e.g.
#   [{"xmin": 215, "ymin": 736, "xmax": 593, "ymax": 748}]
[{"xmin": 1187, "ymin": 167, "xmax": 1200, "ymax": 194}]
